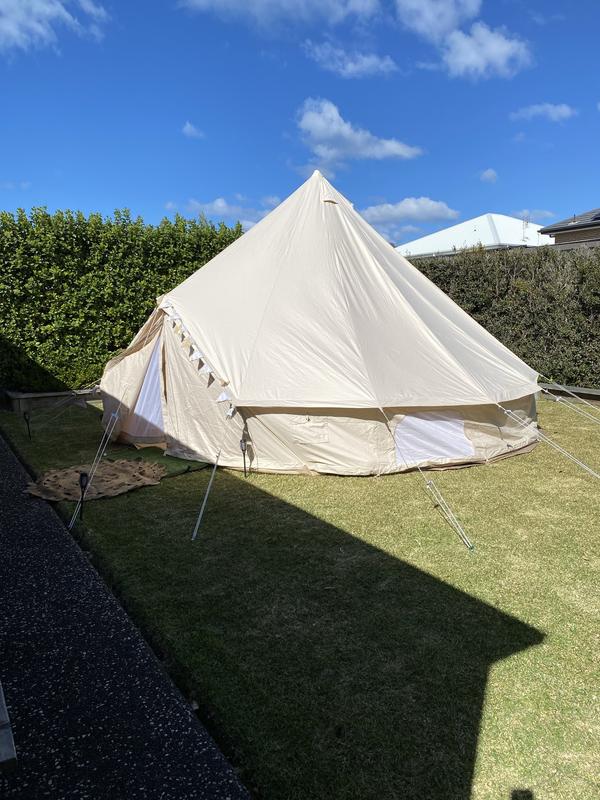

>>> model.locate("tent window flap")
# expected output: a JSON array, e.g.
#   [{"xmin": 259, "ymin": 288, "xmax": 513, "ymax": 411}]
[{"xmin": 394, "ymin": 412, "xmax": 475, "ymax": 467}]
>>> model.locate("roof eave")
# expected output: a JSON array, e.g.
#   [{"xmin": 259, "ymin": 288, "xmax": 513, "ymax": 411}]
[{"xmin": 540, "ymin": 220, "xmax": 600, "ymax": 235}]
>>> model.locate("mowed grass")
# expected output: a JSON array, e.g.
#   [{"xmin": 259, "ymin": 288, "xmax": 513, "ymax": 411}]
[{"xmin": 1, "ymin": 399, "xmax": 599, "ymax": 799}]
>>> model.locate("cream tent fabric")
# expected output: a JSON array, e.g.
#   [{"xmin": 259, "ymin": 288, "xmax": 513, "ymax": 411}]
[{"xmin": 100, "ymin": 171, "xmax": 539, "ymax": 476}]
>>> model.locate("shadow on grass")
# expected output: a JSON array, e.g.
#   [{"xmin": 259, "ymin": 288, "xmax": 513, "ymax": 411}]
[
  {"xmin": 0, "ymin": 392, "xmax": 545, "ymax": 798},
  {"xmin": 152, "ymin": 469, "xmax": 545, "ymax": 800}
]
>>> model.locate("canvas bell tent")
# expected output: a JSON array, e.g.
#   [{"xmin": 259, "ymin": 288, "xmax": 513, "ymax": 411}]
[{"xmin": 100, "ymin": 170, "xmax": 540, "ymax": 476}]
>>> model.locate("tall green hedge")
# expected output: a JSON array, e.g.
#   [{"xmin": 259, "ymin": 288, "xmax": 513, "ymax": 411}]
[
  {"xmin": 416, "ymin": 245, "xmax": 600, "ymax": 388},
  {"xmin": 1, "ymin": 208, "xmax": 599, "ymax": 392},
  {"xmin": 0, "ymin": 208, "xmax": 242, "ymax": 391}
]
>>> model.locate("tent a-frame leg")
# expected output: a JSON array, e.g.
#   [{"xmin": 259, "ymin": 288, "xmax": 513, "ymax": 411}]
[{"xmin": 191, "ymin": 450, "xmax": 221, "ymax": 541}]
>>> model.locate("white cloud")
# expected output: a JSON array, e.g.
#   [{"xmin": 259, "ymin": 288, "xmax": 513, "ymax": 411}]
[
  {"xmin": 187, "ymin": 196, "xmax": 273, "ymax": 230},
  {"xmin": 387, "ymin": 222, "xmax": 422, "ymax": 241},
  {"xmin": 360, "ymin": 196, "xmax": 458, "ymax": 240},
  {"xmin": 182, "ymin": 120, "xmax": 204, "ymax": 138},
  {"xmin": 180, "ymin": 1, "xmax": 531, "ymax": 82},
  {"xmin": 261, "ymin": 195, "xmax": 281, "ymax": 208},
  {"xmin": 442, "ymin": 22, "xmax": 531, "ymax": 78},
  {"xmin": 78, "ymin": 0, "xmax": 108, "ymax": 38},
  {"xmin": 480, "ymin": 167, "xmax": 497, "ymax": 183},
  {"xmin": 416, "ymin": 60, "xmax": 441, "ymax": 71},
  {"xmin": 165, "ymin": 200, "xmax": 177, "ymax": 211},
  {"xmin": 180, "ymin": 0, "xmax": 379, "ymax": 26},
  {"xmin": 395, "ymin": 0, "xmax": 480, "ymax": 43},
  {"xmin": 360, "ymin": 197, "xmax": 458, "ymax": 241},
  {"xmin": 181, "ymin": 0, "xmax": 530, "ymax": 82},
  {"xmin": 78, "ymin": 0, "xmax": 108, "ymax": 18},
  {"xmin": 528, "ymin": 11, "xmax": 564, "ymax": 26},
  {"xmin": 374, "ymin": 222, "xmax": 422, "ymax": 243},
  {"xmin": 297, "ymin": 98, "xmax": 422, "ymax": 173},
  {"xmin": 189, "ymin": 197, "xmax": 249, "ymax": 217},
  {"xmin": 512, "ymin": 208, "xmax": 555, "ymax": 221},
  {"xmin": 303, "ymin": 40, "xmax": 397, "ymax": 78},
  {"xmin": 510, "ymin": 103, "xmax": 577, "ymax": 122},
  {"xmin": 361, "ymin": 197, "xmax": 459, "ymax": 223},
  {"xmin": 0, "ymin": 180, "xmax": 31, "ymax": 190},
  {"xmin": 395, "ymin": 2, "xmax": 530, "ymax": 80},
  {"xmin": 0, "ymin": 0, "xmax": 109, "ymax": 53}
]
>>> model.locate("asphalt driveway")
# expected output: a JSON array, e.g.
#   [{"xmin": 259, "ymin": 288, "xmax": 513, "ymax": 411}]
[{"xmin": 0, "ymin": 433, "xmax": 249, "ymax": 799}]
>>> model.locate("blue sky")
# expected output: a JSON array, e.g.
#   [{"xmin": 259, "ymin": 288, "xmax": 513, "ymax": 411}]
[{"xmin": 1, "ymin": 0, "xmax": 599, "ymax": 243}]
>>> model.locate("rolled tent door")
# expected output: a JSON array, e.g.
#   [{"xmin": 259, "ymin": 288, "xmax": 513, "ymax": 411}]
[{"xmin": 119, "ymin": 336, "xmax": 165, "ymax": 444}]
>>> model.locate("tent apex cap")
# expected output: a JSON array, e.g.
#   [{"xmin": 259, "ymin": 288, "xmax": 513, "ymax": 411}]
[{"xmin": 311, "ymin": 169, "xmax": 323, "ymax": 177}]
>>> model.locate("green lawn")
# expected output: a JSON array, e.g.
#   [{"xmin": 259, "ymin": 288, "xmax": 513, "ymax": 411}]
[{"xmin": 1, "ymin": 399, "xmax": 598, "ymax": 799}]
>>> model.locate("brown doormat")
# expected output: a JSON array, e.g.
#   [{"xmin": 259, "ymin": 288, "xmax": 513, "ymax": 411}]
[
  {"xmin": 26, "ymin": 459, "xmax": 167, "ymax": 502},
  {"xmin": 104, "ymin": 446, "xmax": 208, "ymax": 478}
]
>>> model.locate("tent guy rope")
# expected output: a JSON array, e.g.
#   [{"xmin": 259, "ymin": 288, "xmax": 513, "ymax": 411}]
[
  {"xmin": 379, "ymin": 408, "xmax": 474, "ymax": 550},
  {"xmin": 498, "ymin": 405, "xmax": 600, "ymax": 480},
  {"xmin": 68, "ymin": 410, "xmax": 120, "ymax": 529},
  {"xmin": 422, "ymin": 476, "xmax": 474, "ymax": 551},
  {"xmin": 68, "ymin": 388, "xmax": 127, "ymax": 530},
  {"xmin": 539, "ymin": 374, "xmax": 600, "ymax": 419},
  {"xmin": 540, "ymin": 388, "xmax": 600, "ymax": 428}
]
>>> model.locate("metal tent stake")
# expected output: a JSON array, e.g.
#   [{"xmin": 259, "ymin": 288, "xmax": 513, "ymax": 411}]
[
  {"xmin": 68, "ymin": 409, "xmax": 120, "ymax": 531},
  {"xmin": 78, "ymin": 472, "xmax": 89, "ymax": 521},
  {"xmin": 425, "ymin": 478, "xmax": 474, "ymax": 550},
  {"xmin": 240, "ymin": 438, "xmax": 248, "ymax": 477}
]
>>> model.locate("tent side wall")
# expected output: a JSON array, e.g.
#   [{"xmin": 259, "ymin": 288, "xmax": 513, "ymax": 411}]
[
  {"xmin": 159, "ymin": 319, "xmax": 538, "ymax": 474},
  {"xmin": 238, "ymin": 397, "xmax": 537, "ymax": 476},
  {"xmin": 100, "ymin": 310, "xmax": 538, "ymax": 475}
]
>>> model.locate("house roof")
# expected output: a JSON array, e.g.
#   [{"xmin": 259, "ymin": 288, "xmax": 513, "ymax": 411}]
[
  {"xmin": 396, "ymin": 213, "xmax": 552, "ymax": 258},
  {"xmin": 539, "ymin": 208, "xmax": 600, "ymax": 235}
]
